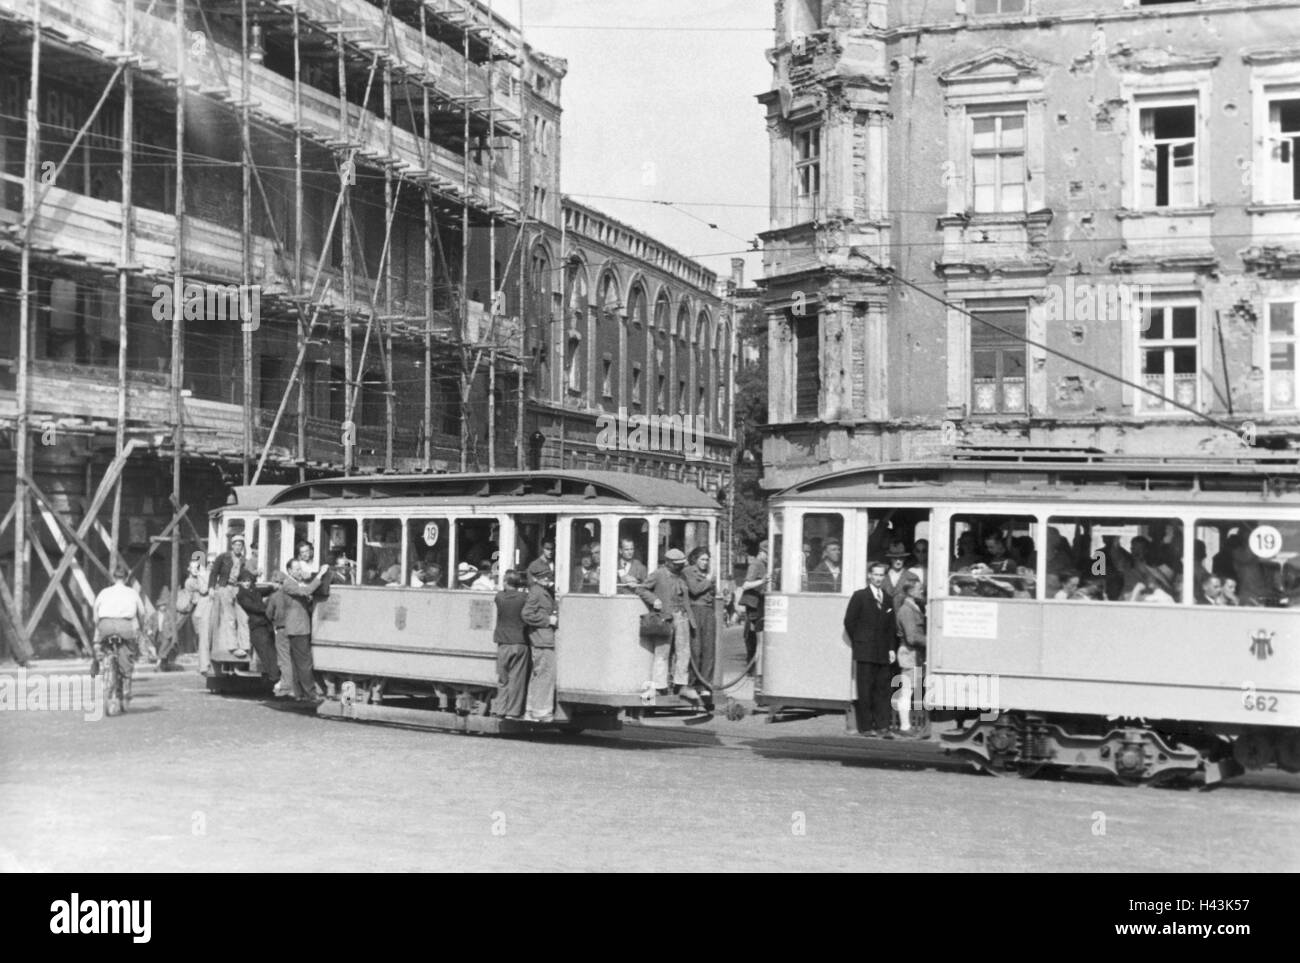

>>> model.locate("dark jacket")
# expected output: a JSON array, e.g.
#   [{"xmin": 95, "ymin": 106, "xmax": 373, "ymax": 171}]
[
  {"xmin": 636, "ymin": 566, "xmax": 695, "ymax": 625},
  {"xmin": 493, "ymin": 590, "xmax": 529, "ymax": 647},
  {"xmin": 235, "ymin": 584, "xmax": 272, "ymax": 631},
  {"xmin": 209, "ymin": 552, "xmax": 248, "ymax": 590},
  {"xmin": 521, "ymin": 584, "xmax": 557, "ymax": 648},
  {"xmin": 683, "ymin": 565, "xmax": 715, "ymax": 606},
  {"xmin": 843, "ymin": 586, "xmax": 895, "ymax": 664}
]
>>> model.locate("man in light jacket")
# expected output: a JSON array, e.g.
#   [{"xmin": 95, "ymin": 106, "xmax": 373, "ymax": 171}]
[{"xmin": 522, "ymin": 558, "xmax": 558, "ymax": 723}]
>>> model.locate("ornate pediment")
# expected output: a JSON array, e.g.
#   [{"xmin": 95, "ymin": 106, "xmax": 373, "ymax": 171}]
[{"xmin": 938, "ymin": 48, "xmax": 1043, "ymax": 86}]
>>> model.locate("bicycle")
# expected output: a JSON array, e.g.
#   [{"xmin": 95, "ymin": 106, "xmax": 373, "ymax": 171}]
[{"xmin": 97, "ymin": 634, "xmax": 133, "ymax": 717}]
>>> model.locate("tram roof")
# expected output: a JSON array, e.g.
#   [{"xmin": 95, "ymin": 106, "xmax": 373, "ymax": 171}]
[
  {"xmin": 774, "ymin": 454, "xmax": 1300, "ymax": 502},
  {"xmin": 260, "ymin": 470, "xmax": 721, "ymax": 512}
]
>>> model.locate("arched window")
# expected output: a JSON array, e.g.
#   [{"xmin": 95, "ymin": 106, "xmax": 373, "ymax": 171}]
[
  {"xmin": 653, "ymin": 290, "xmax": 671, "ymax": 413},
  {"xmin": 627, "ymin": 282, "xmax": 649, "ymax": 410},
  {"xmin": 529, "ymin": 243, "xmax": 553, "ymax": 396},
  {"xmin": 564, "ymin": 261, "xmax": 588, "ymax": 398},
  {"xmin": 675, "ymin": 300, "xmax": 692, "ymax": 417},
  {"xmin": 715, "ymin": 320, "xmax": 730, "ymax": 430},
  {"xmin": 596, "ymin": 270, "xmax": 621, "ymax": 406},
  {"xmin": 694, "ymin": 311, "xmax": 711, "ymax": 427}
]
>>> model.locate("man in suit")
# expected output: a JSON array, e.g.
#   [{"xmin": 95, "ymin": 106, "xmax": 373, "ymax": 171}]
[{"xmin": 843, "ymin": 561, "xmax": 896, "ymax": 737}]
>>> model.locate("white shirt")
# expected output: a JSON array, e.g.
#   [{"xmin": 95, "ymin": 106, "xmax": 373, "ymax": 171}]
[{"xmin": 94, "ymin": 582, "xmax": 144, "ymax": 621}]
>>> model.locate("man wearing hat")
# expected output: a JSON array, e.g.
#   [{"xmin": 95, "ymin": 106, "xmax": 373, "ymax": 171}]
[
  {"xmin": 209, "ymin": 532, "xmax": 251, "ymax": 659},
  {"xmin": 636, "ymin": 548, "xmax": 697, "ymax": 698},
  {"xmin": 209, "ymin": 532, "xmax": 249, "ymax": 591},
  {"xmin": 882, "ymin": 540, "xmax": 913, "ymax": 600},
  {"xmin": 522, "ymin": 558, "xmax": 559, "ymax": 722}
]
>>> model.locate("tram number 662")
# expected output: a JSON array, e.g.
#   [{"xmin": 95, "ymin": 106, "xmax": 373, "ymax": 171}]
[{"xmin": 1243, "ymin": 694, "xmax": 1279, "ymax": 712}]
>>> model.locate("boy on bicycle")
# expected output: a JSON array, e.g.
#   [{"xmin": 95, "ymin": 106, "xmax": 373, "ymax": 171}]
[{"xmin": 93, "ymin": 564, "xmax": 147, "ymax": 711}]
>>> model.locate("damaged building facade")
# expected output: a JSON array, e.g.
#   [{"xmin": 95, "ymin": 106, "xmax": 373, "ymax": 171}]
[
  {"xmin": 759, "ymin": 0, "xmax": 1300, "ymax": 490},
  {"xmin": 0, "ymin": 0, "xmax": 733, "ymax": 658}
]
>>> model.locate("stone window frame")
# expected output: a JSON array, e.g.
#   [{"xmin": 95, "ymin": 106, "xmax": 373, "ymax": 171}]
[
  {"xmin": 1247, "ymin": 51, "xmax": 1300, "ymax": 207},
  {"xmin": 1134, "ymin": 97, "xmax": 1200, "ymax": 210},
  {"xmin": 1132, "ymin": 296, "xmax": 1203, "ymax": 417},
  {"xmin": 1118, "ymin": 68, "xmax": 1213, "ymax": 213},
  {"xmin": 945, "ymin": 288, "xmax": 1047, "ymax": 420}
]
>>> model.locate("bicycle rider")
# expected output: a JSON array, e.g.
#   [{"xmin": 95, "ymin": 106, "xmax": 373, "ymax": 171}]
[{"xmin": 93, "ymin": 563, "xmax": 148, "ymax": 711}]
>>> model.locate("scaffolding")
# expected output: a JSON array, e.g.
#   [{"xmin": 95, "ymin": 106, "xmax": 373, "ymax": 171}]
[{"xmin": 0, "ymin": 0, "xmax": 531, "ymax": 660}]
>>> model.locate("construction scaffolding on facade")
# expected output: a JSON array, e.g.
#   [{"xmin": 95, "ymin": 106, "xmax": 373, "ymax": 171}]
[{"xmin": 0, "ymin": 0, "xmax": 534, "ymax": 661}]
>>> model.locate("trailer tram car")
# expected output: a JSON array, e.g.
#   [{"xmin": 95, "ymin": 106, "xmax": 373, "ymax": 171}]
[
  {"xmin": 762, "ymin": 453, "xmax": 1300, "ymax": 785},
  {"xmin": 207, "ymin": 471, "xmax": 721, "ymax": 733}
]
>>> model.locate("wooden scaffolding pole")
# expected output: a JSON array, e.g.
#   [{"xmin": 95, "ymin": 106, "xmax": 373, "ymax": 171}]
[
  {"xmin": 294, "ymin": 4, "xmax": 306, "ymax": 481},
  {"xmin": 170, "ymin": 0, "xmax": 186, "ymax": 652},
  {"xmin": 338, "ymin": 13, "xmax": 354, "ymax": 475},
  {"xmin": 241, "ymin": 0, "xmax": 254, "ymax": 484},
  {"xmin": 11, "ymin": 0, "xmax": 41, "ymax": 662},
  {"xmin": 383, "ymin": 1, "xmax": 395, "ymax": 471},
  {"xmin": 112, "ymin": 0, "xmax": 134, "ymax": 565},
  {"xmin": 420, "ymin": 2, "xmax": 433, "ymax": 471},
  {"xmin": 459, "ymin": 21, "xmax": 470, "ymax": 473},
  {"xmin": 517, "ymin": 0, "xmax": 527, "ymax": 469}
]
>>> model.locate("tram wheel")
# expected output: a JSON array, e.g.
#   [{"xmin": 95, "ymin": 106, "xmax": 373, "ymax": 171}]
[
  {"xmin": 1275, "ymin": 731, "xmax": 1300, "ymax": 774},
  {"xmin": 1232, "ymin": 731, "xmax": 1277, "ymax": 770}
]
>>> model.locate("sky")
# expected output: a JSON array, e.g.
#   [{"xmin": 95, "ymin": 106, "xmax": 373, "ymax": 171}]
[{"xmin": 518, "ymin": 0, "xmax": 773, "ymax": 289}]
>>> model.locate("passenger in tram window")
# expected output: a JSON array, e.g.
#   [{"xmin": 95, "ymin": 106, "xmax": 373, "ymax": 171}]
[
  {"xmin": 952, "ymin": 532, "xmax": 981, "ymax": 570},
  {"xmin": 637, "ymin": 548, "xmax": 697, "ymax": 698},
  {"xmin": 1193, "ymin": 539, "xmax": 1211, "ymax": 580},
  {"xmin": 472, "ymin": 562, "xmax": 497, "ymax": 592},
  {"xmin": 1053, "ymin": 571, "xmax": 1081, "ymax": 600},
  {"xmin": 1212, "ymin": 532, "xmax": 1243, "ymax": 582},
  {"xmin": 1197, "ymin": 572, "xmax": 1225, "ymax": 606},
  {"xmin": 330, "ymin": 551, "xmax": 356, "ymax": 586},
  {"xmin": 1045, "ymin": 529, "xmax": 1073, "ymax": 578},
  {"xmin": 1012, "ymin": 566, "xmax": 1037, "ymax": 599},
  {"xmin": 1010, "ymin": 535, "xmax": 1037, "ymax": 571},
  {"xmin": 1129, "ymin": 563, "xmax": 1176, "ymax": 604},
  {"xmin": 798, "ymin": 541, "xmax": 813, "ymax": 591},
  {"xmin": 491, "ymin": 571, "xmax": 530, "ymax": 720},
  {"xmin": 882, "ymin": 541, "xmax": 911, "ymax": 598},
  {"xmin": 1230, "ymin": 526, "xmax": 1273, "ymax": 605},
  {"xmin": 1075, "ymin": 580, "xmax": 1103, "ymax": 601},
  {"xmin": 844, "ymin": 561, "xmax": 896, "ymax": 737},
  {"xmin": 980, "ymin": 534, "xmax": 1017, "ymax": 575},
  {"xmin": 892, "ymin": 578, "xmax": 928, "ymax": 739},
  {"xmin": 522, "ymin": 559, "xmax": 559, "ymax": 724},
  {"xmin": 907, "ymin": 540, "xmax": 929, "ymax": 593},
  {"xmin": 410, "ymin": 555, "xmax": 443, "ymax": 588},
  {"xmin": 1100, "ymin": 536, "xmax": 1132, "ymax": 601},
  {"xmin": 808, "ymin": 538, "xmax": 843, "ymax": 593},
  {"xmin": 616, "ymin": 538, "xmax": 648, "ymax": 593},
  {"xmin": 571, "ymin": 543, "xmax": 600, "ymax": 593},
  {"xmin": 1221, "ymin": 577, "xmax": 1240, "ymax": 606},
  {"xmin": 684, "ymin": 547, "xmax": 717, "ymax": 707},
  {"xmin": 460, "ymin": 528, "xmax": 491, "ymax": 569},
  {"xmin": 457, "ymin": 562, "xmax": 481, "ymax": 589}
]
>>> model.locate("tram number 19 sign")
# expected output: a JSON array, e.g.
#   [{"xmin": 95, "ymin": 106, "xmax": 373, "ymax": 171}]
[
  {"xmin": 422, "ymin": 522, "xmax": 440, "ymax": 547},
  {"xmin": 1249, "ymin": 525, "xmax": 1282, "ymax": 560}
]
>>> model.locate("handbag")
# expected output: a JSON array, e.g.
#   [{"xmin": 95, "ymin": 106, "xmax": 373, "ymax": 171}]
[
  {"xmin": 639, "ymin": 612, "xmax": 673, "ymax": 642},
  {"xmin": 738, "ymin": 590, "xmax": 761, "ymax": 609},
  {"xmin": 174, "ymin": 584, "xmax": 195, "ymax": 615}
]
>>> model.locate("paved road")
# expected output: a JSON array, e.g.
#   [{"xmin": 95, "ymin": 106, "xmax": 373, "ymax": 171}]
[{"xmin": 2, "ymin": 666, "xmax": 1298, "ymax": 872}]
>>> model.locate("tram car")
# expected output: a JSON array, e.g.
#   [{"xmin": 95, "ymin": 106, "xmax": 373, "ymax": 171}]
[
  {"xmin": 206, "ymin": 471, "xmax": 722, "ymax": 733},
  {"xmin": 760, "ymin": 452, "xmax": 1300, "ymax": 785}
]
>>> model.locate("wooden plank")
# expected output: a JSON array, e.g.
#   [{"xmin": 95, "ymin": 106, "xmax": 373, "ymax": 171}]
[
  {"xmin": 25, "ymin": 520, "xmax": 92, "ymax": 654},
  {"xmin": 23, "ymin": 439, "xmax": 144, "ymax": 638},
  {"xmin": 0, "ymin": 572, "xmax": 35, "ymax": 665}
]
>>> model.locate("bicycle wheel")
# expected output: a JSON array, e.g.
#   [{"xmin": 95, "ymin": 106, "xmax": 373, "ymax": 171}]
[{"xmin": 102, "ymin": 649, "xmax": 120, "ymax": 717}]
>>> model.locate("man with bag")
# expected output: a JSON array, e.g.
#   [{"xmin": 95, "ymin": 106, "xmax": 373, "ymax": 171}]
[
  {"xmin": 636, "ymin": 548, "xmax": 697, "ymax": 700},
  {"xmin": 522, "ymin": 558, "xmax": 559, "ymax": 723}
]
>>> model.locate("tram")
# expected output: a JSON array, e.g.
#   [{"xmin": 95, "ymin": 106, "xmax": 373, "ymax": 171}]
[
  {"xmin": 761, "ymin": 452, "xmax": 1300, "ymax": 785},
  {"xmin": 206, "ymin": 470, "xmax": 722, "ymax": 733}
]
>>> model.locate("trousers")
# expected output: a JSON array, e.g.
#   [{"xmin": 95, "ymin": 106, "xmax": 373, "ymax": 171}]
[
  {"xmin": 690, "ymin": 602, "xmax": 716, "ymax": 689},
  {"xmin": 854, "ymin": 660, "xmax": 893, "ymax": 732},
  {"xmin": 526, "ymin": 646, "xmax": 555, "ymax": 720},
  {"xmin": 274, "ymin": 628, "xmax": 294, "ymax": 692},
  {"xmin": 495, "ymin": 644, "xmax": 530, "ymax": 718},
  {"xmin": 289, "ymin": 634, "xmax": 316, "ymax": 699},
  {"xmin": 652, "ymin": 611, "xmax": 691, "ymax": 689}
]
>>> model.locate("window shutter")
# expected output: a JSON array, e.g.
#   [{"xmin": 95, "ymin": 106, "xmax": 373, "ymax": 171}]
[{"xmin": 1138, "ymin": 110, "xmax": 1157, "ymax": 207}]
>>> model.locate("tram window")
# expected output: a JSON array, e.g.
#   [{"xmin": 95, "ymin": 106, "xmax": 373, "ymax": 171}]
[
  {"xmin": 453, "ymin": 518, "xmax": 499, "ymax": 591},
  {"xmin": 863, "ymin": 509, "xmax": 932, "ymax": 593},
  {"xmin": 800, "ymin": 513, "xmax": 844, "ymax": 593},
  {"xmin": 948, "ymin": 514, "xmax": 1040, "ymax": 599},
  {"xmin": 406, "ymin": 518, "xmax": 449, "ymax": 588},
  {"xmin": 769, "ymin": 513, "xmax": 783, "ymax": 594},
  {"xmin": 659, "ymin": 518, "xmax": 709, "ymax": 568},
  {"xmin": 1045, "ymin": 516, "xmax": 1184, "ymax": 603},
  {"xmin": 320, "ymin": 519, "xmax": 358, "ymax": 583},
  {"xmin": 513, "ymin": 514, "xmax": 556, "ymax": 580},
  {"xmin": 570, "ymin": 519, "xmax": 602, "ymax": 593},
  {"xmin": 1195, "ymin": 519, "xmax": 1300, "ymax": 608},
  {"xmin": 361, "ymin": 519, "xmax": 403, "ymax": 587},
  {"xmin": 617, "ymin": 519, "xmax": 651, "ymax": 593},
  {"xmin": 265, "ymin": 519, "xmax": 283, "ymax": 579}
]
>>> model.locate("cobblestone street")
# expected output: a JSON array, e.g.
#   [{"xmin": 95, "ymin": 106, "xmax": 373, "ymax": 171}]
[{"xmin": 2, "ymin": 663, "xmax": 1297, "ymax": 873}]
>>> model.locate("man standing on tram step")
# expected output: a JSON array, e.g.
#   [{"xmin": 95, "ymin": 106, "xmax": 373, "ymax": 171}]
[
  {"xmin": 264, "ymin": 570, "xmax": 294, "ymax": 698},
  {"xmin": 739, "ymin": 540, "xmax": 769, "ymax": 676},
  {"xmin": 843, "ymin": 561, "xmax": 896, "ymax": 737},
  {"xmin": 492, "ymin": 570, "xmax": 531, "ymax": 719},
  {"xmin": 636, "ymin": 548, "xmax": 698, "ymax": 700},
  {"xmin": 522, "ymin": 558, "xmax": 559, "ymax": 723},
  {"xmin": 281, "ymin": 559, "xmax": 330, "ymax": 703},
  {"xmin": 235, "ymin": 568, "xmax": 278, "ymax": 687},
  {"xmin": 683, "ymin": 547, "xmax": 717, "ymax": 708}
]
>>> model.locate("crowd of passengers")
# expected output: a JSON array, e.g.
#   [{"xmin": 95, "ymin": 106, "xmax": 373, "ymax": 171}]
[{"xmin": 947, "ymin": 523, "xmax": 1297, "ymax": 606}]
